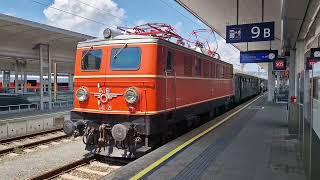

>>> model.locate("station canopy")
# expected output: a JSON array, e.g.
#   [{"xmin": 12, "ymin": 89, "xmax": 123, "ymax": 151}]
[
  {"xmin": 0, "ymin": 13, "xmax": 94, "ymax": 73},
  {"xmin": 176, "ymin": 0, "xmax": 284, "ymax": 71}
]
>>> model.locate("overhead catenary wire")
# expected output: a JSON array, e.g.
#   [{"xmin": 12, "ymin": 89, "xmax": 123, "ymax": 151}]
[
  {"xmin": 161, "ymin": 0, "xmax": 239, "ymax": 55},
  {"xmin": 157, "ymin": 0, "xmax": 206, "ymax": 29},
  {"xmin": 157, "ymin": 0, "xmax": 225, "ymax": 56},
  {"xmin": 31, "ymin": 0, "xmax": 237, "ymax": 63}
]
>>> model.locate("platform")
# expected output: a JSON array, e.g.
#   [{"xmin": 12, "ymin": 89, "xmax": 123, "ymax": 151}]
[
  {"xmin": 106, "ymin": 94, "xmax": 306, "ymax": 180},
  {"xmin": 0, "ymin": 108, "xmax": 69, "ymax": 121},
  {"xmin": 0, "ymin": 109, "xmax": 69, "ymax": 140}
]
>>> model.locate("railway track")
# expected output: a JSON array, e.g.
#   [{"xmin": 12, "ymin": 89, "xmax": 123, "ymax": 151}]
[
  {"xmin": 30, "ymin": 154, "xmax": 129, "ymax": 180},
  {"xmin": 0, "ymin": 128, "xmax": 68, "ymax": 156}
]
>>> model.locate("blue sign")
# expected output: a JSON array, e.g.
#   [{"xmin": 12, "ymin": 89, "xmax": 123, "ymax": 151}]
[
  {"xmin": 240, "ymin": 50, "xmax": 278, "ymax": 63},
  {"xmin": 226, "ymin": 22, "xmax": 275, "ymax": 43}
]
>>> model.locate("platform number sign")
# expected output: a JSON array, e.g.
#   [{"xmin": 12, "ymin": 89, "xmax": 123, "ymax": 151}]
[
  {"xmin": 226, "ymin": 22, "xmax": 275, "ymax": 43},
  {"xmin": 273, "ymin": 58, "xmax": 286, "ymax": 71}
]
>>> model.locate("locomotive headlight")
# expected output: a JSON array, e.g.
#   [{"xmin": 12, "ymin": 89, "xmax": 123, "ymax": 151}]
[
  {"xmin": 124, "ymin": 87, "xmax": 139, "ymax": 104},
  {"xmin": 76, "ymin": 87, "xmax": 88, "ymax": 102}
]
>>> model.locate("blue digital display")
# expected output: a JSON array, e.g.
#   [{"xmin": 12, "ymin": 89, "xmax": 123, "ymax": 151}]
[
  {"xmin": 240, "ymin": 50, "xmax": 278, "ymax": 63},
  {"xmin": 226, "ymin": 22, "xmax": 275, "ymax": 43}
]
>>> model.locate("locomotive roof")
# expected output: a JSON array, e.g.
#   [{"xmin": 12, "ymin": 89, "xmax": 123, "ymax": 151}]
[
  {"xmin": 77, "ymin": 34, "xmax": 159, "ymax": 48},
  {"xmin": 77, "ymin": 34, "xmax": 232, "ymax": 66}
]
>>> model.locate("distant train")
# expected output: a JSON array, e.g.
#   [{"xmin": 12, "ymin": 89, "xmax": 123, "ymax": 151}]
[
  {"xmin": 0, "ymin": 76, "xmax": 71, "ymax": 106},
  {"xmin": 234, "ymin": 72, "xmax": 267, "ymax": 103},
  {"xmin": 64, "ymin": 30, "xmax": 267, "ymax": 158},
  {"xmin": 0, "ymin": 76, "xmax": 70, "ymax": 93}
]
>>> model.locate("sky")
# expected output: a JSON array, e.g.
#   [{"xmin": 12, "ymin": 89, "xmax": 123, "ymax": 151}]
[{"xmin": 0, "ymin": 0, "xmax": 262, "ymax": 72}]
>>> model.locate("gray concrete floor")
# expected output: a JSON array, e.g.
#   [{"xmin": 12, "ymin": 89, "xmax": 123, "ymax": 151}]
[
  {"xmin": 0, "ymin": 138, "xmax": 87, "ymax": 180},
  {"xmin": 109, "ymin": 96, "xmax": 306, "ymax": 180},
  {"xmin": 148, "ymin": 97, "xmax": 306, "ymax": 180}
]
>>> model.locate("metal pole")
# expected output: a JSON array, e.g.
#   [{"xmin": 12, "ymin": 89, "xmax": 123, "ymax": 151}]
[
  {"xmin": 54, "ymin": 62, "xmax": 57, "ymax": 101},
  {"xmin": 236, "ymin": 0, "xmax": 239, "ymax": 25},
  {"xmin": 14, "ymin": 60, "xmax": 19, "ymax": 94},
  {"xmin": 23, "ymin": 62, "xmax": 27, "ymax": 93},
  {"xmin": 270, "ymin": 41, "xmax": 272, "ymax": 50},
  {"xmin": 68, "ymin": 72, "xmax": 73, "ymax": 92},
  {"xmin": 288, "ymin": 47, "xmax": 297, "ymax": 134},
  {"xmin": 267, "ymin": 63, "xmax": 274, "ymax": 102},
  {"xmin": 20, "ymin": 61, "xmax": 23, "ymax": 93},
  {"xmin": 261, "ymin": 0, "xmax": 264, "ymax": 22},
  {"xmin": 40, "ymin": 45, "xmax": 44, "ymax": 110},
  {"xmin": 48, "ymin": 45, "xmax": 52, "ymax": 110}
]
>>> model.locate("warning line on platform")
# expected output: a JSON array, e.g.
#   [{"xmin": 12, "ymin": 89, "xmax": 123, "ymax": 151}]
[{"xmin": 130, "ymin": 93, "xmax": 265, "ymax": 180}]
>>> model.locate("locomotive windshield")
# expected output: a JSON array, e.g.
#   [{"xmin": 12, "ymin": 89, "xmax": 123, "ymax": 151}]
[
  {"xmin": 110, "ymin": 47, "xmax": 141, "ymax": 70},
  {"xmin": 81, "ymin": 49, "xmax": 102, "ymax": 70}
]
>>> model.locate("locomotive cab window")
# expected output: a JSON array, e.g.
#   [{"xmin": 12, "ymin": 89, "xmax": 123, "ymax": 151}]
[
  {"xmin": 166, "ymin": 51, "xmax": 173, "ymax": 71},
  {"xmin": 110, "ymin": 47, "xmax": 141, "ymax": 70},
  {"xmin": 81, "ymin": 49, "xmax": 102, "ymax": 70}
]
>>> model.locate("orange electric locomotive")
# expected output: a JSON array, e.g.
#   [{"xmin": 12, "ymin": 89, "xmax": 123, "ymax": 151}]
[{"xmin": 64, "ymin": 27, "xmax": 234, "ymax": 158}]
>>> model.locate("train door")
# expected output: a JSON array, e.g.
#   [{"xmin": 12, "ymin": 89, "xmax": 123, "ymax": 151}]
[{"xmin": 165, "ymin": 49, "xmax": 176, "ymax": 116}]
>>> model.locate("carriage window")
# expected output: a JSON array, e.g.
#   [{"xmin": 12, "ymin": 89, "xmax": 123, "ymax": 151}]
[
  {"xmin": 81, "ymin": 49, "xmax": 102, "ymax": 70},
  {"xmin": 211, "ymin": 63, "xmax": 215, "ymax": 78},
  {"xmin": 195, "ymin": 58, "xmax": 202, "ymax": 76},
  {"xmin": 222, "ymin": 66, "xmax": 225, "ymax": 78},
  {"xmin": 166, "ymin": 51, "xmax": 173, "ymax": 70},
  {"xmin": 314, "ymin": 79, "xmax": 320, "ymax": 100},
  {"xmin": 217, "ymin": 64, "xmax": 223, "ymax": 78},
  {"xmin": 203, "ymin": 61, "xmax": 210, "ymax": 78},
  {"xmin": 110, "ymin": 47, "xmax": 141, "ymax": 70},
  {"xmin": 241, "ymin": 78, "xmax": 244, "ymax": 89},
  {"xmin": 184, "ymin": 55, "xmax": 192, "ymax": 76}
]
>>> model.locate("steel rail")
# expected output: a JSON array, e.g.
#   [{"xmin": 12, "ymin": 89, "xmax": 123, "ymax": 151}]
[
  {"xmin": 29, "ymin": 154, "xmax": 97, "ymax": 180},
  {"xmin": 0, "ymin": 130, "xmax": 67, "ymax": 155},
  {"xmin": 0, "ymin": 128, "xmax": 63, "ymax": 144}
]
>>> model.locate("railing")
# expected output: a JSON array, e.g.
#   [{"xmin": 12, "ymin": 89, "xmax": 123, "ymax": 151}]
[
  {"xmin": 0, "ymin": 103, "xmax": 39, "ymax": 114},
  {"xmin": 0, "ymin": 90, "xmax": 74, "ymax": 114},
  {"xmin": 51, "ymin": 101, "xmax": 73, "ymax": 109},
  {"xmin": 0, "ymin": 101, "xmax": 73, "ymax": 114}
]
